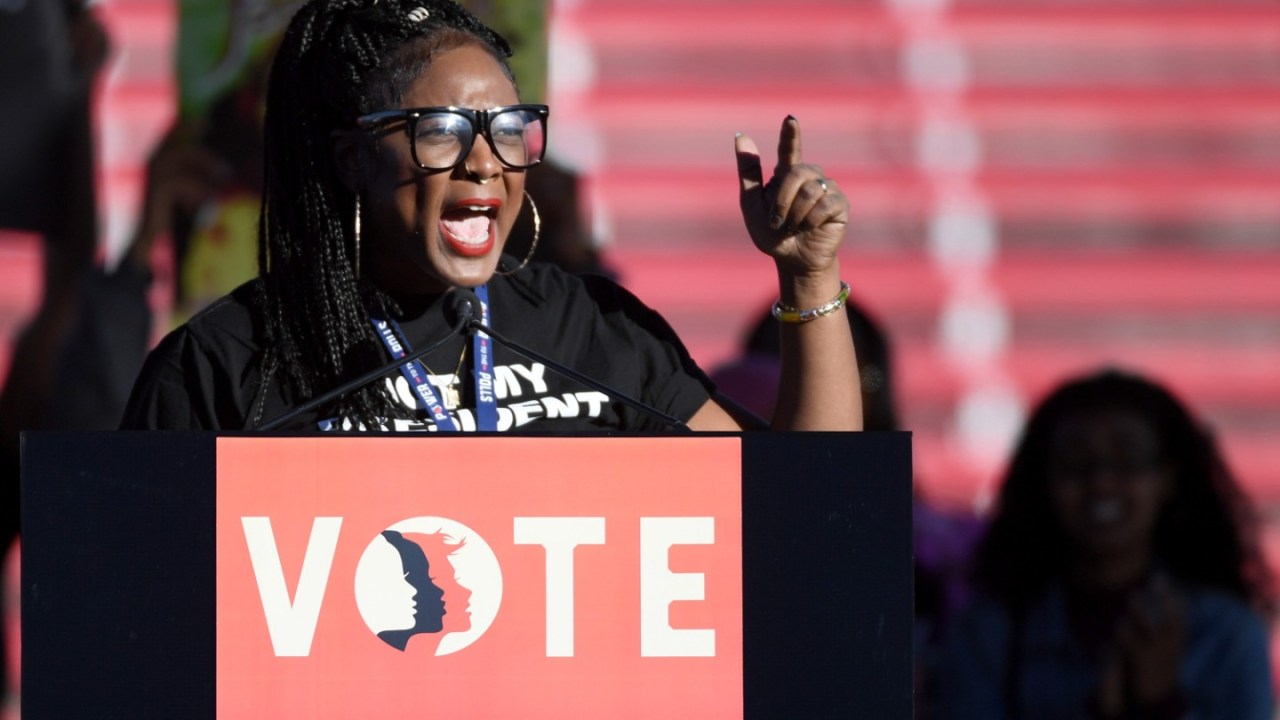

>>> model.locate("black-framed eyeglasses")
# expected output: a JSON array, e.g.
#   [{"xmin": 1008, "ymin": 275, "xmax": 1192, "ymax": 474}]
[{"xmin": 354, "ymin": 104, "xmax": 549, "ymax": 171}]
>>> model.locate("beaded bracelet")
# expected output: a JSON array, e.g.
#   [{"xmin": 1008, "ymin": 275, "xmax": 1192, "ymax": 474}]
[{"xmin": 771, "ymin": 281, "xmax": 851, "ymax": 324}]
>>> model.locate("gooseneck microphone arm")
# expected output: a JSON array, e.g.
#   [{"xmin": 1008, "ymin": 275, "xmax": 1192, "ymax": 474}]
[
  {"xmin": 460, "ymin": 309, "xmax": 693, "ymax": 434},
  {"xmin": 256, "ymin": 291, "xmax": 475, "ymax": 431}
]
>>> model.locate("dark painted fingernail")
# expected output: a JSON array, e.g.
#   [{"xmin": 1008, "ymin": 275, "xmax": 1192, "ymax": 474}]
[
  {"xmin": 786, "ymin": 114, "xmax": 797, "ymax": 122},
  {"xmin": 769, "ymin": 214, "xmax": 783, "ymax": 229}
]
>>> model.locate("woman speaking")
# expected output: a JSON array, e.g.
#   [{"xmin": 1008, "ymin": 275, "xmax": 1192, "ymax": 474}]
[{"xmin": 121, "ymin": 0, "xmax": 859, "ymax": 432}]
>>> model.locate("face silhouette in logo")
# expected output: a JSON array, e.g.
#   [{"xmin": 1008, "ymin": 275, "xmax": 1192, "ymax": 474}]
[
  {"xmin": 355, "ymin": 517, "xmax": 500, "ymax": 655},
  {"xmin": 356, "ymin": 530, "xmax": 475, "ymax": 652},
  {"xmin": 413, "ymin": 532, "xmax": 474, "ymax": 635},
  {"xmin": 373, "ymin": 530, "xmax": 446, "ymax": 650}
]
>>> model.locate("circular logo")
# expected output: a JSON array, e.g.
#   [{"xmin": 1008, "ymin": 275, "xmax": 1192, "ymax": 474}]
[{"xmin": 354, "ymin": 516, "xmax": 502, "ymax": 655}]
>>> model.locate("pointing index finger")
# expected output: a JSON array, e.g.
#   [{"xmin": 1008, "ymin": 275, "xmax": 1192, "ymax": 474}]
[
  {"xmin": 775, "ymin": 115, "xmax": 802, "ymax": 174},
  {"xmin": 735, "ymin": 132, "xmax": 764, "ymax": 196}
]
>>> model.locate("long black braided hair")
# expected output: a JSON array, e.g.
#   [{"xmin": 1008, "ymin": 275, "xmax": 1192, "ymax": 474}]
[{"xmin": 252, "ymin": 0, "xmax": 514, "ymax": 427}]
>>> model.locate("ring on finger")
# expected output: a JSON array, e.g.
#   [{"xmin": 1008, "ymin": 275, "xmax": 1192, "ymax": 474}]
[{"xmin": 815, "ymin": 177, "xmax": 829, "ymax": 194}]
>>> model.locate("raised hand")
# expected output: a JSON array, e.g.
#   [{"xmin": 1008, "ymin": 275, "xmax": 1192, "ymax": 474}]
[
  {"xmin": 1091, "ymin": 576, "xmax": 1187, "ymax": 717},
  {"xmin": 735, "ymin": 116, "xmax": 849, "ymax": 277},
  {"xmin": 128, "ymin": 123, "xmax": 232, "ymax": 270},
  {"xmin": 1117, "ymin": 577, "xmax": 1186, "ymax": 708},
  {"xmin": 717, "ymin": 116, "xmax": 861, "ymax": 432}
]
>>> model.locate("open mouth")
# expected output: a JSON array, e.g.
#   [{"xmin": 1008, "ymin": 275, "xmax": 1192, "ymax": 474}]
[{"xmin": 440, "ymin": 199, "xmax": 499, "ymax": 257}]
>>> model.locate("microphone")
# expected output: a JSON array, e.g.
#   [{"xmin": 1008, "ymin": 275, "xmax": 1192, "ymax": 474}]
[
  {"xmin": 454, "ymin": 291, "xmax": 692, "ymax": 433},
  {"xmin": 256, "ymin": 288, "xmax": 472, "ymax": 430},
  {"xmin": 446, "ymin": 286, "xmax": 479, "ymax": 328}
]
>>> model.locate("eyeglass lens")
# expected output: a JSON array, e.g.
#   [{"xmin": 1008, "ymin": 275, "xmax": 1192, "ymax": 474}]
[{"xmin": 412, "ymin": 107, "xmax": 545, "ymax": 170}]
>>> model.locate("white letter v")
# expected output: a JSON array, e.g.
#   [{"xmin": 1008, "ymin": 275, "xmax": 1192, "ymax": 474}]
[{"xmin": 241, "ymin": 517, "xmax": 343, "ymax": 656}]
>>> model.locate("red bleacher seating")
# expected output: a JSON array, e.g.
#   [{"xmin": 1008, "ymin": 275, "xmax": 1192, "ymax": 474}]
[{"xmin": 548, "ymin": 0, "xmax": 1280, "ymax": 517}]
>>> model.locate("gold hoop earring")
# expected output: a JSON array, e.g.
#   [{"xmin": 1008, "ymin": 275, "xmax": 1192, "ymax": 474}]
[
  {"xmin": 353, "ymin": 194, "xmax": 362, "ymax": 279},
  {"xmin": 498, "ymin": 190, "xmax": 540, "ymax": 275}
]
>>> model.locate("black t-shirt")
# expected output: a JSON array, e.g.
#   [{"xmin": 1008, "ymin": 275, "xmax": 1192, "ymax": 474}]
[{"xmin": 120, "ymin": 265, "xmax": 715, "ymax": 431}]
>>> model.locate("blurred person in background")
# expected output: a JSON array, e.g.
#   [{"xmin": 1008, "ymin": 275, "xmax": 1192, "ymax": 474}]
[
  {"xmin": 937, "ymin": 369, "xmax": 1274, "ymax": 720},
  {"xmin": 711, "ymin": 296, "xmax": 897, "ymax": 430},
  {"xmin": 710, "ymin": 298, "xmax": 984, "ymax": 719},
  {"xmin": 0, "ymin": 0, "xmax": 112, "ymax": 709}
]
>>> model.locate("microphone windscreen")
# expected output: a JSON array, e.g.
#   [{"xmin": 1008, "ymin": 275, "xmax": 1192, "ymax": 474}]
[{"xmin": 446, "ymin": 287, "xmax": 480, "ymax": 327}]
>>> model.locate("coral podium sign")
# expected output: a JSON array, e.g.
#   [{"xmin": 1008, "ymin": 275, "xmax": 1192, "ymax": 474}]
[{"xmin": 215, "ymin": 436, "xmax": 743, "ymax": 718}]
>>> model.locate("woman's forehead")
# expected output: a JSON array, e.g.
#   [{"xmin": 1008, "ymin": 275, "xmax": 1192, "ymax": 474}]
[
  {"xmin": 1048, "ymin": 407, "xmax": 1160, "ymax": 452},
  {"xmin": 394, "ymin": 43, "xmax": 517, "ymax": 109}
]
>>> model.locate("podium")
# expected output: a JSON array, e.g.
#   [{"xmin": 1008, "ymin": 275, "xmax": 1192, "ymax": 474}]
[{"xmin": 22, "ymin": 432, "xmax": 911, "ymax": 718}]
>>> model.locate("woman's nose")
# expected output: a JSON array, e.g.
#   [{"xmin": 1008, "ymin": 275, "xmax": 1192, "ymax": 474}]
[{"xmin": 463, "ymin": 134, "xmax": 502, "ymax": 184}]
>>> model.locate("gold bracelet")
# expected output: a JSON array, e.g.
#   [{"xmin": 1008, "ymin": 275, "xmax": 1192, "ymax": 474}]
[{"xmin": 771, "ymin": 281, "xmax": 851, "ymax": 324}]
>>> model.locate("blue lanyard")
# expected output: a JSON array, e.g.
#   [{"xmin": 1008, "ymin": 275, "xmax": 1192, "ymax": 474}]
[
  {"xmin": 366, "ymin": 285, "xmax": 498, "ymax": 432},
  {"xmin": 370, "ymin": 313, "xmax": 460, "ymax": 431},
  {"xmin": 472, "ymin": 284, "xmax": 498, "ymax": 431}
]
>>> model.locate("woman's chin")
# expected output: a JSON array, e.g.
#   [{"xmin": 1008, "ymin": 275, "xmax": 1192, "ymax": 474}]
[
  {"xmin": 431, "ymin": 235, "xmax": 504, "ymax": 287},
  {"xmin": 432, "ymin": 253, "xmax": 503, "ymax": 289}
]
